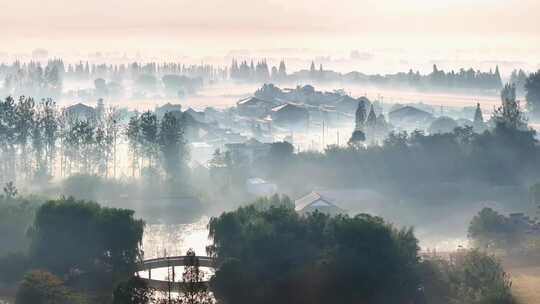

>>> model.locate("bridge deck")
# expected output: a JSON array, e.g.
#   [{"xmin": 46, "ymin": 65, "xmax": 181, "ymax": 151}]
[{"xmin": 137, "ymin": 255, "xmax": 215, "ymax": 291}]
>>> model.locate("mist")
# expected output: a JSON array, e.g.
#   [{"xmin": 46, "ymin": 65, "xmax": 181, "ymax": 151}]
[{"xmin": 2, "ymin": 0, "xmax": 540, "ymax": 303}]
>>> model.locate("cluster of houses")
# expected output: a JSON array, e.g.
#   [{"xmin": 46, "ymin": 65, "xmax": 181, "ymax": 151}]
[{"xmin": 63, "ymin": 84, "xmax": 490, "ymax": 216}]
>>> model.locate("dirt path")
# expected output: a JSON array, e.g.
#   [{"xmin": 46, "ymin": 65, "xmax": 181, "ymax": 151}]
[{"xmin": 505, "ymin": 263, "xmax": 540, "ymax": 303}]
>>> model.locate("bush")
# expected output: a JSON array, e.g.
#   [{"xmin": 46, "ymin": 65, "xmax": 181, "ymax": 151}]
[
  {"xmin": 15, "ymin": 270, "xmax": 85, "ymax": 304},
  {"xmin": 420, "ymin": 249, "xmax": 517, "ymax": 304}
]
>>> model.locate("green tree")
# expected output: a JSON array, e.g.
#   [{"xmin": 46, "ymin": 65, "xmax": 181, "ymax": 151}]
[
  {"xmin": 180, "ymin": 249, "xmax": 213, "ymax": 304},
  {"xmin": 15, "ymin": 270, "xmax": 84, "ymax": 304},
  {"xmin": 450, "ymin": 250, "xmax": 515, "ymax": 304},
  {"xmin": 139, "ymin": 111, "xmax": 159, "ymax": 169},
  {"xmin": 113, "ymin": 276, "xmax": 154, "ymax": 304},
  {"xmin": 468, "ymin": 208, "xmax": 520, "ymax": 250},
  {"xmin": 208, "ymin": 205, "xmax": 421, "ymax": 304},
  {"xmin": 420, "ymin": 250, "xmax": 516, "ymax": 304},
  {"xmin": 126, "ymin": 114, "xmax": 142, "ymax": 177},
  {"xmin": 28, "ymin": 198, "xmax": 144, "ymax": 287},
  {"xmin": 159, "ymin": 112, "xmax": 185, "ymax": 179}
]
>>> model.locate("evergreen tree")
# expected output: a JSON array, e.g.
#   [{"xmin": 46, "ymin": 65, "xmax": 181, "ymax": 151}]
[
  {"xmin": 473, "ymin": 103, "xmax": 486, "ymax": 133},
  {"xmin": 366, "ymin": 104, "xmax": 377, "ymax": 127},
  {"xmin": 354, "ymin": 100, "xmax": 367, "ymax": 131},
  {"xmin": 474, "ymin": 102, "xmax": 484, "ymax": 124},
  {"xmin": 493, "ymin": 83, "xmax": 527, "ymax": 130},
  {"xmin": 278, "ymin": 60, "xmax": 287, "ymax": 79}
]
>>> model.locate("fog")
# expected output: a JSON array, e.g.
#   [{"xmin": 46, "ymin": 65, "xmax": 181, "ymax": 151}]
[{"xmin": 1, "ymin": 1, "xmax": 540, "ymax": 302}]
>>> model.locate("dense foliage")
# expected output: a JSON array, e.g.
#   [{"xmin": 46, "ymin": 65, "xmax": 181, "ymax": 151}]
[
  {"xmin": 0, "ymin": 193, "xmax": 40, "ymax": 256},
  {"xmin": 255, "ymin": 123, "xmax": 538, "ymax": 197},
  {"xmin": 28, "ymin": 197, "xmax": 144, "ymax": 288},
  {"xmin": 15, "ymin": 270, "xmax": 85, "ymax": 304},
  {"xmin": 421, "ymin": 250, "xmax": 516, "ymax": 304},
  {"xmin": 468, "ymin": 208, "xmax": 522, "ymax": 250},
  {"xmin": 207, "ymin": 205, "xmax": 421, "ymax": 304}
]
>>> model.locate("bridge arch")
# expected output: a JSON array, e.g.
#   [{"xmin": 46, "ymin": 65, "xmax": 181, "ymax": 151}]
[{"xmin": 136, "ymin": 256, "xmax": 215, "ymax": 291}]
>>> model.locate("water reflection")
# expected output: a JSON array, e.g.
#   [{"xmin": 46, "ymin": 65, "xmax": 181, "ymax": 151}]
[{"xmin": 140, "ymin": 216, "xmax": 213, "ymax": 281}]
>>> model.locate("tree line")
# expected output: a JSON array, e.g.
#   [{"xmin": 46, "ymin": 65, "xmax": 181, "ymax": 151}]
[
  {"xmin": 205, "ymin": 197, "xmax": 517, "ymax": 304},
  {"xmin": 0, "ymin": 96, "xmax": 189, "ymax": 186}
]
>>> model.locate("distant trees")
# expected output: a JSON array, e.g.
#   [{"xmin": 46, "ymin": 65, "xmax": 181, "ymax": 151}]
[
  {"xmin": 468, "ymin": 208, "xmax": 522, "ymax": 250},
  {"xmin": 510, "ymin": 69, "xmax": 528, "ymax": 93},
  {"xmin": 525, "ymin": 70, "xmax": 540, "ymax": 117},
  {"xmin": 126, "ymin": 111, "xmax": 187, "ymax": 179},
  {"xmin": 0, "ymin": 96, "xmax": 126, "ymax": 184},
  {"xmin": 272, "ymin": 119, "xmax": 538, "ymax": 193},
  {"xmin": 2, "ymin": 60, "xmax": 64, "ymax": 100},
  {"xmin": 162, "ymin": 74, "xmax": 203, "ymax": 98},
  {"xmin": 427, "ymin": 64, "xmax": 502, "ymax": 90}
]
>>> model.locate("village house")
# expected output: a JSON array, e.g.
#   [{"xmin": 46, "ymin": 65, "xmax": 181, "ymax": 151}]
[
  {"xmin": 237, "ymin": 96, "xmax": 278, "ymax": 118},
  {"xmin": 270, "ymin": 103, "xmax": 309, "ymax": 130},
  {"xmin": 294, "ymin": 191, "xmax": 345, "ymax": 215}
]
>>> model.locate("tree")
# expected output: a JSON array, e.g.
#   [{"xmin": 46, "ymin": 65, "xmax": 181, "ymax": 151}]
[
  {"xmin": 473, "ymin": 103, "xmax": 486, "ymax": 132},
  {"xmin": 267, "ymin": 141, "xmax": 294, "ymax": 164},
  {"xmin": 159, "ymin": 112, "xmax": 186, "ymax": 179},
  {"xmin": 28, "ymin": 198, "xmax": 144, "ymax": 287},
  {"xmin": 419, "ymin": 250, "xmax": 516, "ymax": 304},
  {"xmin": 3, "ymin": 181, "xmax": 18, "ymax": 199},
  {"xmin": 15, "ymin": 270, "xmax": 84, "ymax": 304},
  {"xmin": 525, "ymin": 70, "xmax": 540, "ymax": 116},
  {"xmin": 450, "ymin": 250, "xmax": 515, "ymax": 304},
  {"xmin": 366, "ymin": 104, "xmax": 377, "ymax": 128},
  {"xmin": 126, "ymin": 115, "xmax": 142, "ymax": 177},
  {"xmin": 139, "ymin": 111, "xmax": 159, "ymax": 169},
  {"xmin": 278, "ymin": 60, "xmax": 287, "ymax": 80},
  {"xmin": 349, "ymin": 100, "xmax": 368, "ymax": 146},
  {"xmin": 492, "ymin": 83, "xmax": 527, "ymax": 130},
  {"xmin": 180, "ymin": 249, "xmax": 213, "ymax": 304},
  {"xmin": 468, "ymin": 208, "xmax": 521, "ymax": 250},
  {"xmin": 354, "ymin": 99, "xmax": 367, "ymax": 131},
  {"xmin": 208, "ymin": 205, "xmax": 421, "ymax": 304},
  {"xmin": 113, "ymin": 276, "xmax": 154, "ymax": 304},
  {"xmin": 348, "ymin": 129, "xmax": 366, "ymax": 147}
]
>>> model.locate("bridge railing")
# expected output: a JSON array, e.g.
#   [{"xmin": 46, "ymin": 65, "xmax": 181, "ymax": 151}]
[{"xmin": 137, "ymin": 256, "xmax": 216, "ymax": 271}]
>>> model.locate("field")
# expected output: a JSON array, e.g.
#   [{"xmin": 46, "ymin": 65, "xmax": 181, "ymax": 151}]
[
  {"xmin": 507, "ymin": 266, "xmax": 540, "ymax": 303},
  {"xmin": 503, "ymin": 256, "xmax": 540, "ymax": 303}
]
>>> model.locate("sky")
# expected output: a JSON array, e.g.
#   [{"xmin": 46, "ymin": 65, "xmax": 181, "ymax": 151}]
[{"xmin": 1, "ymin": 0, "xmax": 539, "ymax": 71}]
